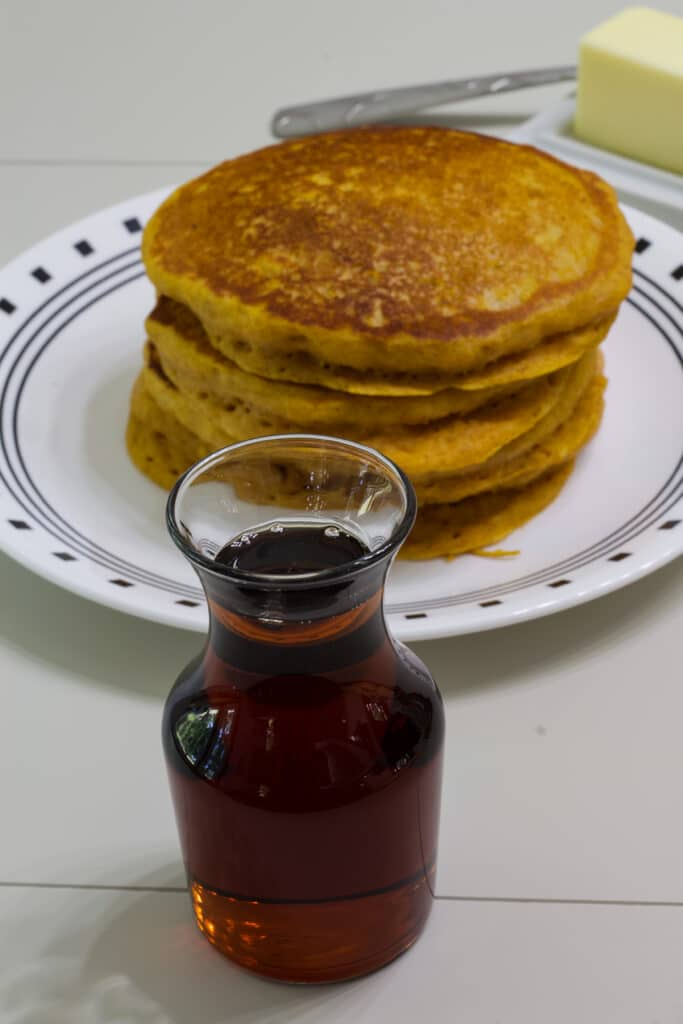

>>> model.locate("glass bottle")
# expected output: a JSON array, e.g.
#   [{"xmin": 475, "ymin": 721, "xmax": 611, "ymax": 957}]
[{"xmin": 163, "ymin": 435, "xmax": 444, "ymax": 983}]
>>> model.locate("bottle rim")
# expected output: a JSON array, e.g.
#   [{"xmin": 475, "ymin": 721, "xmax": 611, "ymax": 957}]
[{"xmin": 166, "ymin": 433, "xmax": 417, "ymax": 590}]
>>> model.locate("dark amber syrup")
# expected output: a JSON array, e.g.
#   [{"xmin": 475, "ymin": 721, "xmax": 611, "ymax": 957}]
[{"xmin": 163, "ymin": 521, "xmax": 443, "ymax": 982}]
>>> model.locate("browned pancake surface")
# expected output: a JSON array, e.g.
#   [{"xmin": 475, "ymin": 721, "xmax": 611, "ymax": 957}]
[{"xmin": 143, "ymin": 127, "xmax": 633, "ymax": 375}]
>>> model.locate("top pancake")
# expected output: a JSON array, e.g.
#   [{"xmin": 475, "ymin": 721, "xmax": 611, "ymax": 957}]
[{"xmin": 142, "ymin": 127, "xmax": 633, "ymax": 376}]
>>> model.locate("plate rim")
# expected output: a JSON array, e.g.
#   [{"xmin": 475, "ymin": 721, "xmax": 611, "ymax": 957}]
[{"xmin": 0, "ymin": 192, "xmax": 681, "ymax": 640}]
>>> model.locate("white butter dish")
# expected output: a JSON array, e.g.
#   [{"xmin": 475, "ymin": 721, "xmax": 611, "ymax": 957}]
[{"xmin": 508, "ymin": 95, "xmax": 683, "ymax": 211}]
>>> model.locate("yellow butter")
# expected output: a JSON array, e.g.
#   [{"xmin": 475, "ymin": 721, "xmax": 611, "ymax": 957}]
[{"xmin": 575, "ymin": 7, "xmax": 683, "ymax": 175}]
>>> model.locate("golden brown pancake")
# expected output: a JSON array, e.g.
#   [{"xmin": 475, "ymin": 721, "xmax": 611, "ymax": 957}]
[
  {"xmin": 126, "ymin": 374, "xmax": 578, "ymax": 558},
  {"xmin": 471, "ymin": 349, "xmax": 599, "ymax": 472},
  {"xmin": 402, "ymin": 464, "xmax": 574, "ymax": 559},
  {"xmin": 143, "ymin": 127, "xmax": 633, "ymax": 377},
  {"xmin": 450, "ymin": 313, "xmax": 613, "ymax": 390},
  {"xmin": 164, "ymin": 309, "xmax": 612, "ymax": 396},
  {"xmin": 147, "ymin": 299, "xmax": 525, "ymax": 427},
  {"xmin": 141, "ymin": 349, "xmax": 591, "ymax": 482},
  {"xmin": 148, "ymin": 295, "xmax": 613, "ymax": 406},
  {"xmin": 128, "ymin": 363, "xmax": 603, "ymax": 506},
  {"xmin": 126, "ymin": 373, "xmax": 209, "ymax": 489},
  {"xmin": 418, "ymin": 370, "xmax": 604, "ymax": 503}
]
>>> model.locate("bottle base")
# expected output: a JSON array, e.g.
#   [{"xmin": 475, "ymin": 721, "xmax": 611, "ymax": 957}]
[{"xmin": 190, "ymin": 871, "xmax": 434, "ymax": 984}]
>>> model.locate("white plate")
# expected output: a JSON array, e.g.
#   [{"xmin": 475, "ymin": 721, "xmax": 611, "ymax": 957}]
[{"xmin": 0, "ymin": 191, "xmax": 681, "ymax": 642}]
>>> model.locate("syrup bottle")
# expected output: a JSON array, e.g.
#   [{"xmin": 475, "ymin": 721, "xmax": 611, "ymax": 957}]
[{"xmin": 164, "ymin": 435, "xmax": 444, "ymax": 982}]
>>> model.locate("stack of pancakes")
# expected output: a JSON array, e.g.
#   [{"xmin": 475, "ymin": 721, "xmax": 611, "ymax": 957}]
[{"xmin": 127, "ymin": 127, "xmax": 633, "ymax": 559}]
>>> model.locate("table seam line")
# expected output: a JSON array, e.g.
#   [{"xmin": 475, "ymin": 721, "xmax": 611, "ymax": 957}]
[
  {"xmin": 0, "ymin": 158, "xmax": 215, "ymax": 168},
  {"xmin": 2, "ymin": 881, "xmax": 683, "ymax": 908},
  {"xmin": 437, "ymin": 894, "xmax": 683, "ymax": 907}
]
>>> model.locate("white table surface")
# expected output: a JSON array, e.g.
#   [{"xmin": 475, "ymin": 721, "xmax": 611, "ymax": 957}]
[{"xmin": 2, "ymin": 1, "xmax": 683, "ymax": 1021}]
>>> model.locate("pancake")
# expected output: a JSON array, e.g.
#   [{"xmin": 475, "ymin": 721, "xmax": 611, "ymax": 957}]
[
  {"xmin": 143, "ymin": 127, "xmax": 633, "ymax": 377},
  {"xmin": 451, "ymin": 313, "xmax": 613, "ymax": 390},
  {"xmin": 402, "ymin": 463, "xmax": 574, "ymax": 559},
  {"xmin": 146, "ymin": 325, "xmax": 595, "ymax": 450},
  {"xmin": 126, "ymin": 373, "xmax": 210, "ymax": 489},
  {"xmin": 469, "ymin": 348, "xmax": 599, "ymax": 473},
  {"xmin": 126, "ymin": 374, "xmax": 577, "ymax": 559},
  {"xmin": 147, "ymin": 298, "xmax": 531, "ymax": 425},
  {"xmin": 148, "ymin": 295, "xmax": 613, "ymax": 407},
  {"xmin": 417, "ymin": 369, "xmax": 605, "ymax": 503},
  {"xmin": 130, "ymin": 357, "xmax": 603, "ymax": 507},
  {"xmin": 173, "ymin": 309, "xmax": 612, "ymax": 396},
  {"xmin": 141, "ymin": 349, "xmax": 586, "ymax": 482}
]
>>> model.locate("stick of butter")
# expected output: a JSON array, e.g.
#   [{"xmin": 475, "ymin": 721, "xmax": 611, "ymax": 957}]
[{"xmin": 575, "ymin": 7, "xmax": 683, "ymax": 175}]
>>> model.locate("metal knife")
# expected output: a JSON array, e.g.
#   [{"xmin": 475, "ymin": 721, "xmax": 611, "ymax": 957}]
[{"xmin": 271, "ymin": 65, "xmax": 576, "ymax": 138}]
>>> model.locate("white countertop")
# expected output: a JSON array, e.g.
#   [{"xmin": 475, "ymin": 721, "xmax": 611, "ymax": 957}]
[{"xmin": 2, "ymin": 1, "xmax": 683, "ymax": 1020}]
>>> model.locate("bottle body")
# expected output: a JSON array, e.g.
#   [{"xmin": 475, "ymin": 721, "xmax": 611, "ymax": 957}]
[
  {"xmin": 163, "ymin": 434, "xmax": 443, "ymax": 982},
  {"xmin": 163, "ymin": 591, "xmax": 443, "ymax": 982}
]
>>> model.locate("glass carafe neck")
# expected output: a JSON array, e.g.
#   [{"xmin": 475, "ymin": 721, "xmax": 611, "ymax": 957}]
[{"xmin": 199, "ymin": 561, "xmax": 390, "ymax": 675}]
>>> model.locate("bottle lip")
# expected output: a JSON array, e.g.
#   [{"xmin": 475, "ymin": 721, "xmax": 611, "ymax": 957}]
[{"xmin": 166, "ymin": 434, "xmax": 417, "ymax": 590}]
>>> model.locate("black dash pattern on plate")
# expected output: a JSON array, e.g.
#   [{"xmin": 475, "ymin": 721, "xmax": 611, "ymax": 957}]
[
  {"xmin": 31, "ymin": 267, "xmax": 52, "ymax": 283},
  {"xmin": 176, "ymin": 599, "xmax": 200, "ymax": 607},
  {"xmin": 53, "ymin": 551, "xmax": 77, "ymax": 561},
  {"xmin": 659, "ymin": 519, "xmax": 681, "ymax": 530},
  {"xmin": 123, "ymin": 217, "xmax": 142, "ymax": 233},
  {"xmin": 74, "ymin": 239, "xmax": 94, "ymax": 256},
  {"xmin": 672, "ymin": 265, "xmax": 683, "ymax": 281},
  {"xmin": 109, "ymin": 578, "xmax": 133, "ymax": 588},
  {"xmin": 0, "ymin": 298, "xmax": 16, "ymax": 314},
  {"xmin": 8, "ymin": 519, "xmax": 31, "ymax": 529},
  {"xmin": 608, "ymin": 552, "xmax": 632, "ymax": 562},
  {"xmin": 548, "ymin": 579, "xmax": 571, "ymax": 588},
  {"xmin": 634, "ymin": 238, "xmax": 651, "ymax": 254}
]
